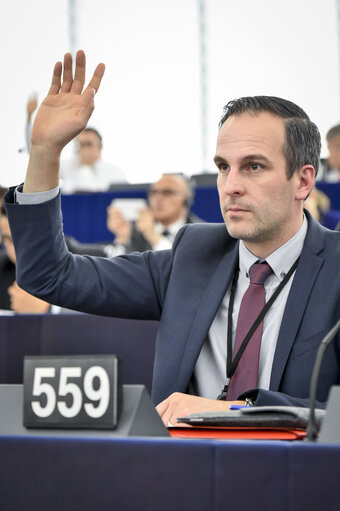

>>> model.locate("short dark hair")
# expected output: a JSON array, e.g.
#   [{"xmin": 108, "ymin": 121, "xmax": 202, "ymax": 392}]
[
  {"xmin": 82, "ymin": 127, "xmax": 103, "ymax": 147},
  {"xmin": 326, "ymin": 124, "xmax": 340, "ymax": 143},
  {"xmin": 219, "ymin": 96, "xmax": 321, "ymax": 178}
]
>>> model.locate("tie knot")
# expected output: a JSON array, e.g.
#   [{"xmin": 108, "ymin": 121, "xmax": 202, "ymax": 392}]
[{"xmin": 249, "ymin": 262, "xmax": 272, "ymax": 285}]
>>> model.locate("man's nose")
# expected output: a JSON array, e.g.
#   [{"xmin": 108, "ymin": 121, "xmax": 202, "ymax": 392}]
[{"xmin": 222, "ymin": 169, "xmax": 245, "ymax": 196}]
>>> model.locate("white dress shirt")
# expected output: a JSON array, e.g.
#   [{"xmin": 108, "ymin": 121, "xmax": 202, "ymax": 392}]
[
  {"xmin": 193, "ymin": 216, "xmax": 308, "ymax": 399},
  {"xmin": 60, "ymin": 159, "xmax": 127, "ymax": 194},
  {"xmin": 152, "ymin": 218, "xmax": 188, "ymax": 251},
  {"xmin": 105, "ymin": 217, "xmax": 188, "ymax": 257}
]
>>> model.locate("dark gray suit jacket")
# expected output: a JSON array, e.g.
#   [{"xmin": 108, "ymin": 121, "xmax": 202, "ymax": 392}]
[{"xmin": 5, "ymin": 190, "xmax": 340, "ymax": 406}]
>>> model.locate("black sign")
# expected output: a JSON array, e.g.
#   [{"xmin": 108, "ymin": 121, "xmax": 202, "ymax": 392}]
[{"xmin": 23, "ymin": 355, "xmax": 122, "ymax": 429}]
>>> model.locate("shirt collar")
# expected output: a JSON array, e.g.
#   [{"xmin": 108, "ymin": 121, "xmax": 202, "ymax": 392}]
[
  {"xmin": 154, "ymin": 217, "xmax": 187, "ymax": 235},
  {"xmin": 239, "ymin": 214, "xmax": 308, "ymax": 280}
]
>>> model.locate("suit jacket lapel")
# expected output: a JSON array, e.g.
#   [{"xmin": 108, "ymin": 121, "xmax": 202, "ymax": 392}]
[
  {"xmin": 270, "ymin": 214, "xmax": 326, "ymax": 390},
  {"xmin": 177, "ymin": 245, "xmax": 239, "ymax": 388}
]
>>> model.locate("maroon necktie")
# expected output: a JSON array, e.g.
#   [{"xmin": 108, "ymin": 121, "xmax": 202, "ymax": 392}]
[{"xmin": 226, "ymin": 262, "xmax": 273, "ymax": 400}]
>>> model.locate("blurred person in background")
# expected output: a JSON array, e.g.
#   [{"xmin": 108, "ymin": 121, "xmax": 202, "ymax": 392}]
[
  {"xmin": 0, "ymin": 204, "xmax": 50, "ymax": 312},
  {"xmin": 304, "ymin": 187, "xmax": 330, "ymax": 223},
  {"xmin": 0, "ymin": 186, "xmax": 7, "ymax": 209},
  {"xmin": 0, "ymin": 186, "xmax": 10, "ymax": 253},
  {"xmin": 319, "ymin": 124, "xmax": 340, "ymax": 182},
  {"xmin": 1, "ymin": 188, "xmax": 105, "ymax": 311},
  {"xmin": 105, "ymin": 174, "xmax": 201, "ymax": 255}
]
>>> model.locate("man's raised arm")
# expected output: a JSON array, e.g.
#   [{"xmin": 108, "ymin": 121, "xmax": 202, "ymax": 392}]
[{"xmin": 23, "ymin": 50, "xmax": 105, "ymax": 193}]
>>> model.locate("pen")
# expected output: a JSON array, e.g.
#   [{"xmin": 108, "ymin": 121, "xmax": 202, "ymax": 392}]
[{"xmin": 229, "ymin": 405, "xmax": 249, "ymax": 410}]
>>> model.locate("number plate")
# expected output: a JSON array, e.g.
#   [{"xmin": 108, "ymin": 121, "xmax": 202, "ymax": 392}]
[{"xmin": 23, "ymin": 355, "xmax": 122, "ymax": 429}]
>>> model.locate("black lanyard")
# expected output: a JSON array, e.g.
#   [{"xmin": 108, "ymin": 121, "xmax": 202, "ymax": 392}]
[{"xmin": 216, "ymin": 256, "xmax": 300, "ymax": 400}]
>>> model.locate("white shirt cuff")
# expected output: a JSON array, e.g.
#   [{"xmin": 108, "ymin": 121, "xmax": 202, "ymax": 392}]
[
  {"xmin": 103, "ymin": 243, "xmax": 127, "ymax": 257},
  {"xmin": 15, "ymin": 185, "xmax": 59, "ymax": 204}
]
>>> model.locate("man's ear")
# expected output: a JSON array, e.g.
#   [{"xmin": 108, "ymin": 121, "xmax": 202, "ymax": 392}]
[{"xmin": 295, "ymin": 165, "xmax": 315, "ymax": 201}]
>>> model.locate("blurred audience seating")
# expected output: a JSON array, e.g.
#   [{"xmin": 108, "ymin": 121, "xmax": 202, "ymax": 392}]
[{"xmin": 61, "ymin": 180, "xmax": 340, "ymax": 243}]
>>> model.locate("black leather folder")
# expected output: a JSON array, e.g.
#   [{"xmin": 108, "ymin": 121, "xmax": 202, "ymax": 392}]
[{"xmin": 177, "ymin": 406, "xmax": 325, "ymax": 431}]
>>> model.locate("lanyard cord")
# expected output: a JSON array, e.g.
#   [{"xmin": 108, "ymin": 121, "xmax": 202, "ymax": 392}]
[{"xmin": 217, "ymin": 256, "xmax": 300, "ymax": 400}]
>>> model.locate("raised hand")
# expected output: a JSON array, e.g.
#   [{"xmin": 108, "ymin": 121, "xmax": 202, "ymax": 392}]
[
  {"xmin": 24, "ymin": 50, "xmax": 105, "ymax": 193},
  {"xmin": 31, "ymin": 50, "xmax": 105, "ymax": 152}
]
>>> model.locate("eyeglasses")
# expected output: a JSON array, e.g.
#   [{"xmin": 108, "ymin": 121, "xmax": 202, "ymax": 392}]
[
  {"xmin": 148, "ymin": 189, "xmax": 184, "ymax": 198},
  {"xmin": 78, "ymin": 141, "xmax": 99, "ymax": 148}
]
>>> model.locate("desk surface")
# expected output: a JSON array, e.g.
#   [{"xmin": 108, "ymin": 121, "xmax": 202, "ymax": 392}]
[
  {"xmin": 0, "ymin": 429, "xmax": 339, "ymax": 511},
  {"xmin": 0, "ymin": 374, "xmax": 339, "ymax": 510},
  {"xmin": 0, "ymin": 386, "xmax": 339, "ymax": 511}
]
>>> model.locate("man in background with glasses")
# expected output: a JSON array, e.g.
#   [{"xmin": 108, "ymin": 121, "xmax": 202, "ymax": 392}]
[{"xmin": 105, "ymin": 173, "xmax": 201, "ymax": 255}]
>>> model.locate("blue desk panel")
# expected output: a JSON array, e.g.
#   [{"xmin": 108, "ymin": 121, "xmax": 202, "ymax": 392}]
[
  {"xmin": 60, "ymin": 185, "xmax": 222, "ymax": 243},
  {"xmin": 316, "ymin": 182, "xmax": 340, "ymax": 210},
  {"xmin": 215, "ymin": 441, "xmax": 340, "ymax": 511},
  {"xmin": 0, "ymin": 436, "xmax": 339, "ymax": 511},
  {"xmin": 60, "ymin": 182, "xmax": 340, "ymax": 243},
  {"xmin": 0, "ymin": 314, "xmax": 158, "ymax": 394},
  {"xmin": 322, "ymin": 209, "xmax": 340, "ymax": 230}
]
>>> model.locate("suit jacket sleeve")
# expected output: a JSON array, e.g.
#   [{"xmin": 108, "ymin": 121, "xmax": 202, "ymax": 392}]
[{"xmin": 4, "ymin": 189, "xmax": 171, "ymax": 319}]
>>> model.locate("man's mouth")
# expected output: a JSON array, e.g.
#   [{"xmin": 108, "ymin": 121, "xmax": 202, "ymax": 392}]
[{"xmin": 225, "ymin": 206, "xmax": 250, "ymax": 214}]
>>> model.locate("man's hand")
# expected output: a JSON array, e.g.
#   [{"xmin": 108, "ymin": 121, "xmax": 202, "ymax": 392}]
[
  {"xmin": 31, "ymin": 50, "xmax": 104, "ymax": 151},
  {"xmin": 8, "ymin": 282, "xmax": 50, "ymax": 314},
  {"xmin": 136, "ymin": 207, "xmax": 161, "ymax": 247},
  {"xmin": 156, "ymin": 392, "xmax": 246, "ymax": 427},
  {"xmin": 106, "ymin": 206, "xmax": 132, "ymax": 245},
  {"xmin": 24, "ymin": 50, "xmax": 105, "ymax": 193}
]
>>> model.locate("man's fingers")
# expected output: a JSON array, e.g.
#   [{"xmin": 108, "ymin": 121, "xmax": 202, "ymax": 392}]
[
  {"xmin": 155, "ymin": 398, "xmax": 169, "ymax": 420},
  {"xmin": 48, "ymin": 52, "xmax": 104, "ymax": 100},
  {"xmin": 156, "ymin": 396, "xmax": 179, "ymax": 426},
  {"xmin": 86, "ymin": 62, "xmax": 105, "ymax": 94},
  {"xmin": 159, "ymin": 406, "xmax": 179, "ymax": 427},
  {"xmin": 71, "ymin": 50, "xmax": 86, "ymax": 94},
  {"xmin": 60, "ymin": 53, "xmax": 74, "ymax": 93},
  {"xmin": 48, "ymin": 62, "xmax": 62, "ymax": 95},
  {"xmin": 159, "ymin": 409, "xmax": 173, "ymax": 427},
  {"xmin": 81, "ymin": 62, "xmax": 105, "ymax": 110}
]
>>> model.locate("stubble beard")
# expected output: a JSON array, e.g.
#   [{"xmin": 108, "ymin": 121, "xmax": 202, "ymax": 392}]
[{"xmin": 224, "ymin": 211, "xmax": 281, "ymax": 245}]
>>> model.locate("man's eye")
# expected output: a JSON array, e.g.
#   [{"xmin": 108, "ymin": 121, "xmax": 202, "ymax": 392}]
[
  {"xmin": 219, "ymin": 163, "xmax": 229, "ymax": 172},
  {"xmin": 249, "ymin": 163, "xmax": 262, "ymax": 171}
]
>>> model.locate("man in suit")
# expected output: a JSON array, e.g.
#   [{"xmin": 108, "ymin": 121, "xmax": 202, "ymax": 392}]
[
  {"xmin": 105, "ymin": 173, "xmax": 201, "ymax": 255},
  {"xmin": 5, "ymin": 51, "xmax": 340, "ymax": 426}
]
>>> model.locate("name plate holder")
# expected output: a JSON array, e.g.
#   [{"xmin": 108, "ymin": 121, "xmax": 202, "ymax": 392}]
[{"xmin": 23, "ymin": 355, "xmax": 122, "ymax": 429}]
